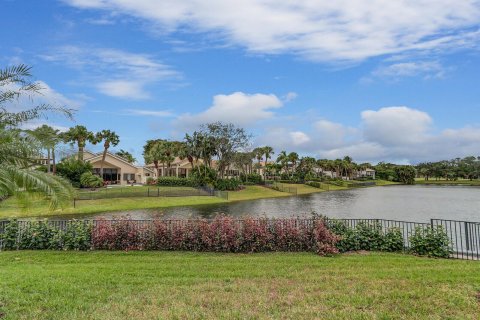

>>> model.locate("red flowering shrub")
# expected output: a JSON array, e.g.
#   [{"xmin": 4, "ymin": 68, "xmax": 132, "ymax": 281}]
[
  {"xmin": 90, "ymin": 216, "xmax": 339, "ymax": 255},
  {"xmin": 313, "ymin": 220, "xmax": 340, "ymax": 256}
]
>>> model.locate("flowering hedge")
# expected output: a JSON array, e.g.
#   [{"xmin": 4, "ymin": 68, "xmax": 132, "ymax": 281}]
[
  {"xmin": 92, "ymin": 217, "xmax": 339, "ymax": 255},
  {"xmin": 0, "ymin": 217, "xmax": 339, "ymax": 255}
]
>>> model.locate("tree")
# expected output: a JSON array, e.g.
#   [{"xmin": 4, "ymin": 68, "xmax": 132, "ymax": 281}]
[
  {"xmin": 61, "ymin": 125, "xmax": 96, "ymax": 161},
  {"xmin": 56, "ymin": 158, "xmax": 94, "ymax": 188},
  {"xmin": 200, "ymin": 122, "xmax": 250, "ymax": 178},
  {"xmin": 0, "ymin": 64, "xmax": 74, "ymax": 208},
  {"xmin": 287, "ymin": 152, "xmax": 299, "ymax": 177},
  {"xmin": 115, "ymin": 149, "xmax": 136, "ymax": 164},
  {"xmin": 95, "ymin": 130, "xmax": 120, "ymax": 178},
  {"xmin": 276, "ymin": 151, "xmax": 288, "ymax": 175},
  {"xmin": 26, "ymin": 124, "xmax": 61, "ymax": 174},
  {"xmin": 262, "ymin": 146, "xmax": 274, "ymax": 180}
]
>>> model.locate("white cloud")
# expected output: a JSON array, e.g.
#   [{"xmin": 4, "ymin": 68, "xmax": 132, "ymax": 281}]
[
  {"xmin": 176, "ymin": 92, "xmax": 283, "ymax": 127},
  {"xmin": 41, "ymin": 46, "xmax": 180, "ymax": 99},
  {"xmin": 283, "ymin": 92, "xmax": 298, "ymax": 102},
  {"xmin": 361, "ymin": 107, "xmax": 432, "ymax": 145},
  {"xmin": 290, "ymin": 131, "xmax": 310, "ymax": 146},
  {"xmin": 366, "ymin": 61, "xmax": 447, "ymax": 81},
  {"xmin": 64, "ymin": 0, "xmax": 480, "ymax": 62},
  {"xmin": 252, "ymin": 106, "xmax": 480, "ymax": 164},
  {"xmin": 124, "ymin": 108, "xmax": 173, "ymax": 117}
]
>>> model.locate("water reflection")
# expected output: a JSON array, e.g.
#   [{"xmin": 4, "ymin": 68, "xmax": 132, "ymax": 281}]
[{"xmin": 60, "ymin": 185, "xmax": 480, "ymax": 223}]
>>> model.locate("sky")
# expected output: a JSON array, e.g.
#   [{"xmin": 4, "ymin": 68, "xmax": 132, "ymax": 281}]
[{"xmin": 2, "ymin": 0, "xmax": 480, "ymax": 165}]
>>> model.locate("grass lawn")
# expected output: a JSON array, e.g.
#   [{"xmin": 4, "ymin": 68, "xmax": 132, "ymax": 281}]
[
  {"xmin": 279, "ymin": 183, "xmax": 327, "ymax": 195},
  {"xmin": 375, "ymin": 179, "xmax": 401, "ymax": 186},
  {"xmin": 0, "ymin": 251, "xmax": 478, "ymax": 319},
  {"xmin": 415, "ymin": 178, "xmax": 480, "ymax": 186},
  {"xmin": 0, "ymin": 196, "xmax": 226, "ymax": 219},
  {"xmin": 226, "ymin": 185, "xmax": 289, "ymax": 201}
]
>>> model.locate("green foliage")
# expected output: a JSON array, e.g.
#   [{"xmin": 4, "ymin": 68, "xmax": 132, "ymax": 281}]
[
  {"xmin": 394, "ymin": 166, "xmax": 416, "ymax": 184},
  {"xmin": 241, "ymin": 173, "xmax": 262, "ymax": 184},
  {"xmin": 156, "ymin": 177, "xmax": 200, "ymax": 187},
  {"xmin": 56, "ymin": 158, "xmax": 93, "ymax": 187},
  {"xmin": 214, "ymin": 179, "xmax": 241, "ymax": 191},
  {"xmin": 0, "ymin": 219, "xmax": 20, "ymax": 250},
  {"xmin": 80, "ymin": 172, "xmax": 103, "ymax": 188},
  {"xmin": 2, "ymin": 220, "xmax": 92, "ymax": 251},
  {"xmin": 327, "ymin": 220, "xmax": 404, "ymax": 253},
  {"xmin": 410, "ymin": 226, "xmax": 450, "ymax": 258},
  {"xmin": 190, "ymin": 164, "xmax": 217, "ymax": 185}
]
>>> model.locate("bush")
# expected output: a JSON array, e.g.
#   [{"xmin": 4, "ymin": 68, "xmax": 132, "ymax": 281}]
[
  {"xmin": 241, "ymin": 173, "xmax": 262, "ymax": 184},
  {"xmin": 410, "ymin": 226, "xmax": 450, "ymax": 258},
  {"xmin": 326, "ymin": 220, "xmax": 404, "ymax": 253},
  {"xmin": 56, "ymin": 158, "xmax": 93, "ymax": 188},
  {"xmin": 306, "ymin": 181, "xmax": 321, "ymax": 188},
  {"xmin": 80, "ymin": 172, "xmax": 103, "ymax": 188},
  {"xmin": 214, "ymin": 179, "xmax": 241, "ymax": 191},
  {"xmin": 190, "ymin": 165, "xmax": 217, "ymax": 185},
  {"xmin": 91, "ymin": 216, "xmax": 339, "ymax": 255},
  {"xmin": 156, "ymin": 177, "xmax": 200, "ymax": 187},
  {"xmin": 0, "ymin": 219, "xmax": 20, "ymax": 250}
]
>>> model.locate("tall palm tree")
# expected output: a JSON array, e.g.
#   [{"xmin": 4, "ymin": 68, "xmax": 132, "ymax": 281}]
[
  {"xmin": 276, "ymin": 151, "xmax": 288, "ymax": 175},
  {"xmin": 144, "ymin": 141, "xmax": 164, "ymax": 178},
  {"xmin": 0, "ymin": 64, "xmax": 74, "ymax": 208},
  {"xmin": 95, "ymin": 130, "xmax": 120, "ymax": 178},
  {"xmin": 61, "ymin": 125, "xmax": 96, "ymax": 161},
  {"xmin": 288, "ymin": 152, "xmax": 299, "ymax": 177},
  {"xmin": 26, "ymin": 125, "xmax": 61, "ymax": 174}
]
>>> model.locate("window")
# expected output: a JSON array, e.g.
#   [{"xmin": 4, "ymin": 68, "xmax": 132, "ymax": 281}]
[{"xmin": 123, "ymin": 173, "xmax": 135, "ymax": 181}]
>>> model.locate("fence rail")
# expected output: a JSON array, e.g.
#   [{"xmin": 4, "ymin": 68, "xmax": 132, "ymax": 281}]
[
  {"xmin": 75, "ymin": 187, "xmax": 214, "ymax": 201},
  {"xmin": 1, "ymin": 217, "xmax": 478, "ymax": 260},
  {"xmin": 264, "ymin": 182, "xmax": 298, "ymax": 195}
]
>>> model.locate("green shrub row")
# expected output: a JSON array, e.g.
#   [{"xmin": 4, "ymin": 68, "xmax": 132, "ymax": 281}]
[
  {"xmin": 214, "ymin": 179, "xmax": 242, "ymax": 191},
  {"xmin": 1, "ymin": 220, "xmax": 91, "ymax": 250},
  {"xmin": 327, "ymin": 221, "xmax": 404, "ymax": 252},
  {"xmin": 156, "ymin": 177, "xmax": 200, "ymax": 187}
]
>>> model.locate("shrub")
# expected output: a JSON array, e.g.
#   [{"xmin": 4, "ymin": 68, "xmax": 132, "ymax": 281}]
[
  {"xmin": 241, "ymin": 173, "xmax": 262, "ymax": 184},
  {"xmin": 19, "ymin": 220, "xmax": 58, "ymax": 250},
  {"xmin": 91, "ymin": 219, "xmax": 152, "ymax": 251},
  {"xmin": 56, "ymin": 158, "xmax": 93, "ymax": 188},
  {"xmin": 156, "ymin": 177, "xmax": 200, "ymax": 187},
  {"xmin": 410, "ymin": 226, "xmax": 450, "ymax": 258},
  {"xmin": 0, "ymin": 219, "xmax": 20, "ymax": 250},
  {"xmin": 146, "ymin": 177, "xmax": 156, "ymax": 185},
  {"xmin": 326, "ymin": 220, "xmax": 404, "ymax": 253},
  {"xmin": 306, "ymin": 181, "xmax": 321, "ymax": 188},
  {"xmin": 80, "ymin": 172, "xmax": 103, "ymax": 188},
  {"xmin": 190, "ymin": 165, "xmax": 217, "ymax": 185},
  {"xmin": 214, "ymin": 179, "xmax": 241, "ymax": 191}
]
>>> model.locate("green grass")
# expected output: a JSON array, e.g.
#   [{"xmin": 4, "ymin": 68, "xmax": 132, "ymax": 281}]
[
  {"xmin": 0, "ymin": 196, "xmax": 226, "ymax": 218},
  {"xmin": 415, "ymin": 178, "xmax": 480, "ymax": 186},
  {"xmin": 375, "ymin": 179, "xmax": 401, "ymax": 186},
  {"xmin": 0, "ymin": 251, "xmax": 478, "ymax": 319},
  {"xmin": 226, "ymin": 185, "xmax": 289, "ymax": 201},
  {"xmin": 278, "ymin": 183, "xmax": 327, "ymax": 195}
]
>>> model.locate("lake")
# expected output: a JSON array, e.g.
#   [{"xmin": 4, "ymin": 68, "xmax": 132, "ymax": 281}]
[{"xmin": 67, "ymin": 185, "xmax": 480, "ymax": 223}]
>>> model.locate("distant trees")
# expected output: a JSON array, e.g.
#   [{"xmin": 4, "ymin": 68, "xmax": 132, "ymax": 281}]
[
  {"xmin": 416, "ymin": 157, "xmax": 480, "ymax": 181},
  {"xmin": 115, "ymin": 149, "xmax": 136, "ymax": 164}
]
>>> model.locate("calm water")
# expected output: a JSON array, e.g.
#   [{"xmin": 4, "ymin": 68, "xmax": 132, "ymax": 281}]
[{"xmin": 64, "ymin": 185, "xmax": 480, "ymax": 223}]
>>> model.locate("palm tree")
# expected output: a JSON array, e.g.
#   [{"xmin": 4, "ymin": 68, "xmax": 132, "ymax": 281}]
[
  {"xmin": 288, "ymin": 152, "xmax": 299, "ymax": 177},
  {"xmin": 95, "ymin": 130, "xmax": 120, "ymax": 178},
  {"xmin": 61, "ymin": 125, "xmax": 96, "ymax": 161},
  {"xmin": 0, "ymin": 64, "xmax": 74, "ymax": 208},
  {"xmin": 144, "ymin": 141, "xmax": 164, "ymax": 178},
  {"xmin": 276, "ymin": 151, "xmax": 288, "ymax": 175},
  {"xmin": 116, "ymin": 149, "xmax": 136, "ymax": 164},
  {"xmin": 26, "ymin": 125, "xmax": 61, "ymax": 174}
]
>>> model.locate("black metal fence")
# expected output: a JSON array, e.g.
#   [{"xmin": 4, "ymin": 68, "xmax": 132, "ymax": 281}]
[
  {"xmin": 264, "ymin": 182, "xmax": 298, "ymax": 195},
  {"xmin": 75, "ymin": 187, "xmax": 213, "ymax": 201},
  {"xmin": 0, "ymin": 217, "xmax": 478, "ymax": 260}
]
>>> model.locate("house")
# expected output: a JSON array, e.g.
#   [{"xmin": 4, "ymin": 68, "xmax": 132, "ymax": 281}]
[
  {"xmin": 356, "ymin": 168, "xmax": 376, "ymax": 179},
  {"xmin": 83, "ymin": 151, "xmax": 154, "ymax": 185}
]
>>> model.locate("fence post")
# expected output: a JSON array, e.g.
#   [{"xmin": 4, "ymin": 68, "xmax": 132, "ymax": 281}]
[
  {"xmin": 158, "ymin": 188, "xmax": 160, "ymax": 197},
  {"xmin": 465, "ymin": 221, "xmax": 470, "ymax": 251},
  {"xmin": 430, "ymin": 219, "xmax": 434, "ymax": 230}
]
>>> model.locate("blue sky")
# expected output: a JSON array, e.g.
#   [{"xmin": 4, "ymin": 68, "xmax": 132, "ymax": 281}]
[{"xmin": 2, "ymin": 0, "xmax": 480, "ymax": 164}]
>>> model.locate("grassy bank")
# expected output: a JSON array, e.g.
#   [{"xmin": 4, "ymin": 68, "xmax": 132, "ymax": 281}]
[
  {"xmin": 0, "ymin": 251, "xmax": 478, "ymax": 319},
  {"xmin": 415, "ymin": 178, "xmax": 480, "ymax": 186}
]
